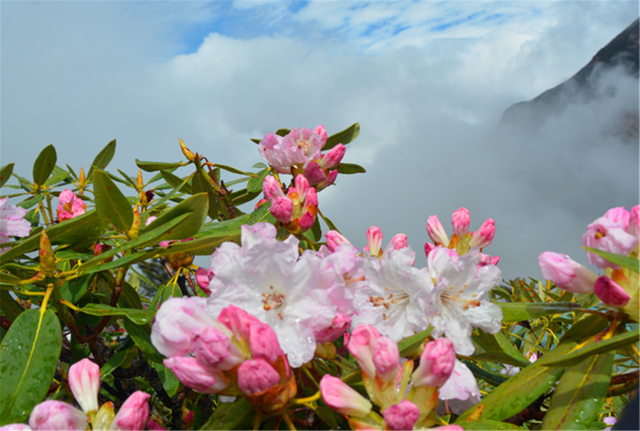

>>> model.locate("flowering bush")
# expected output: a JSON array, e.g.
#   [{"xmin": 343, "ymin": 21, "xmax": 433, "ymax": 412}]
[{"xmin": 0, "ymin": 124, "xmax": 637, "ymax": 430}]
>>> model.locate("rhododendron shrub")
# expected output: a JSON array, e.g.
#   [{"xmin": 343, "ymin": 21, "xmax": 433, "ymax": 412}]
[{"xmin": 0, "ymin": 125, "xmax": 637, "ymax": 430}]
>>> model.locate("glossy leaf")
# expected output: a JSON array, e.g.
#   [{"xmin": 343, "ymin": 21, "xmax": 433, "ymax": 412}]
[
  {"xmin": 472, "ymin": 351, "xmax": 530, "ymax": 367},
  {"xmin": 398, "ymin": 327, "xmax": 433, "ymax": 356},
  {"xmin": 0, "ymin": 290, "xmax": 23, "ymax": 322},
  {"xmin": 213, "ymin": 164, "xmax": 253, "ymax": 176},
  {"xmin": 247, "ymin": 168, "xmax": 270, "ymax": 193},
  {"xmin": 230, "ymin": 188, "xmax": 261, "ymax": 206},
  {"xmin": 543, "ymin": 329, "xmax": 640, "ymax": 367},
  {"xmin": 191, "ymin": 170, "xmax": 219, "ymax": 220},
  {"xmin": 0, "ymin": 309, "xmax": 62, "ymax": 425},
  {"xmin": 87, "ymin": 139, "xmax": 116, "ymax": 180},
  {"xmin": 582, "ymin": 246, "xmax": 639, "ymax": 273},
  {"xmin": 60, "ymin": 274, "xmax": 94, "ymax": 304},
  {"xmin": 318, "ymin": 209, "xmax": 339, "ymax": 232},
  {"xmin": 455, "ymin": 420, "xmax": 525, "ymax": 430},
  {"xmin": 136, "ymin": 159, "xmax": 189, "ymax": 172},
  {"xmin": 93, "ymin": 170, "xmax": 133, "ymax": 232},
  {"xmin": 43, "ymin": 166, "xmax": 72, "ymax": 186},
  {"xmin": 325, "ymin": 122, "xmax": 360, "ymax": 150},
  {"xmin": 140, "ymin": 193, "xmax": 209, "ymax": 242},
  {"xmin": 337, "ymin": 162, "xmax": 366, "ymax": 174},
  {"xmin": 77, "ymin": 303, "xmax": 154, "ymax": 325},
  {"xmin": 497, "ymin": 301, "xmax": 585, "ymax": 322},
  {"xmin": 160, "ymin": 170, "xmax": 192, "ymax": 194},
  {"xmin": 32, "ymin": 144, "xmax": 57, "ymax": 186},
  {"xmin": 199, "ymin": 396, "xmax": 254, "ymax": 430},
  {"xmin": 0, "ymin": 163, "xmax": 14, "ymax": 188},
  {"xmin": 152, "ymin": 361, "xmax": 180, "ymax": 397},
  {"xmin": 464, "ymin": 360, "xmax": 507, "ymax": 386},
  {"xmin": 541, "ymin": 352, "xmax": 613, "ymax": 430},
  {"xmin": 123, "ymin": 318, "xmax": 164, "ymax": 363}
]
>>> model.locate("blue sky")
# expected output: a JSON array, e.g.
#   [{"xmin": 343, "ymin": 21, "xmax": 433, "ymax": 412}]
[{"xmin": 1, "ymin": 0, "xmax": 638, "ymax": 278}]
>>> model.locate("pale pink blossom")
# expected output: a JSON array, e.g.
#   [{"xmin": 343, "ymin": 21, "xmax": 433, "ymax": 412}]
[
  {"xmin": 258, "ymin": 133, "xmax": 293, "ymax": 174},
  {"xmin": 582, "ymin": 217, "xmax": 637, "ymax": 269},
  {"xmin": 325, "ymin": 230, "xmax": 351, "ymax": 252},
  {"xmin": 347, "ymin": 324, "xmax": 382, "ymax": 379},
  {"xmin": 412, "ymin": 338, "xmax": 456, "ymax": 388},
  {"xmin": 603, "ymin": 207, "xmax": 631, "ymax": 229},
  {"xmin": 237, "ymin": 359, "xmax": 281, "ymax": 395},
  {"xmin": 319, "ymin": 374, "xmax": 372, "ymax": 418},
  {"xmin": 0, "ymin": 425, "xmax": 32, "ymax": 431},
  {"xmin": 468, "ymin": 218, "xmax": 495, "ymax": 248},
  {"xmin": 426, "ymin": 215, "xmax": 449, "ymax": 246},
  {"xmin": 382, "ymin": 400, "xmax": 420, "ymax": 431},
  {"xmin": 594, "ymin": 276, "xmax": 630, "ymax": 307},
  {"xmin": 451, "ymin": 208, "xmax": 470, "ymax": 237},
  {"xmin": 0, "ymin": 197, "xmax": 30, "ymax": 249},
  {"xmin": 282, "ymin": 126, "xmax": 326, "ymax": 166},
  {"xmin": 438, "ymin": 360, "xmax": 481, "ymax": 415},
  {"xmin": 191, "ymin": 326, "xmax": 245, "ymax": 371},
  {"xmin": 314, "ymin": 313, "xmax": 352, "ymax": 344},
  {"xmin": 628, "ymin": 206, "xmax": 639, "ymax": 238},
  {"xmin": 163, "ymin": 357, "xmax": 229, "ymax": 394},
  {"xmin": 538, "ymin": 252, "xmax": 598, "ymax": 294},
  {"xmin": 110, "ymin": 391, "xmax": 150, "ymax": 431},
  {"xmin": 29, "ymin": 400, "xmax": 87, "ymax": 431},
  {"xmin": 68, "ymin": 358, "xmax": 100, "ymax": 413}
]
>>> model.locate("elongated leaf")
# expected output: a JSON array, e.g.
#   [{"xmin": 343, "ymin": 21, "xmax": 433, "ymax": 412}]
[
  {"xmin": 541, "ymin": 352, "xmax": 613, "ymax": 430},
  {"xmin": 325, "ymin": 122, "xmax": 360, "ymax": 150},
  {"xmin": 464, "ymin": 360, "xmax": 507, "ymax": 386},
  {"xmin": 43, "ymin": 166, "xmax": 71, "ymax": 187},
  {"xmin": 247, "ymin": 168, "xmax": 270, "ymax": 193},
  {"xmin": 337, "ymin": 162, "xmax": 366, "ymax": 174},
  {"xmin": 318, "ymin": 209, "xmax": 339, "ymax": 232},
  {"xmin": 213, "ymin": 164, "xmax": 254, "ymax": 176},
  {"xmin": 152, "ymin": 361, "xmax": 180, "ymax": 397},
  {"xmin": 0, "ymin": 290, "xmax": 23, "ymax": 322},
  {"xmin": 455, "ymin": 420, "xmax": 525, "ymax": 430},
  {"xmin": 398, "ymin": 328, "xmax": 433, "ymax": 356},
  {"xmin": 140, "ymin": 193, "xmax": 209, "ymax": 242},
  {"xmin": 93, "ymin": 170, "xmax": 133, "ymax": 232},
  {"xmin": 60, "ymin": 274, "xmax": 94, "ymax": 304},
  {"xmin": 78, "ymin": 303, "xmax": 154, "ymax": 325},
  {"xmin": 582, "ymin": 246, "xmax": 639, "ymax": 273},
  {"xmin": 543, "ymin": 329, "xmax": 640, "ymax": 367},
  {"xmin": 191, "ymin": 170, "xmax": 219, "ymax": 220},
  {"xmin": 199, "ymin": 396, "xmax": 254, "ymax": 430},
  {"xmin": 497, "ymin": 301, "xmax": 584, "ymax": 322},
  {"xmin": 0, "ymin": 309, "xmax": 62, "ymax": 425},
  {"xmin": 230, "ymin": 188, "xmax": 261, "ymax": 206},
  {"xmin": 561, "ymin": 314, "xmax": 609, "ymax": 343},
  {"xmin": 136, "ymin": 160, "xmax": 188, "ymax": 172},
  {"xmin": 472, "ymin": 351, "xmax": 530, "ymax": 367},
  {"xmin": 123, "ymin": 318, "xmax": 163, "ymax": 363},
  {"xmin": 32, "ymin": 145, "xmax": 57, "ymax": 186},
  {"xmin": 0, "ymin": 163, "xmax": 14, "ymax": 188},
  {"xmin": 88, "ymin": 139, "xmax": 116, "ymax": 179},
  {"xmin": 155, "ymin": 233, "xmax": 239, "ymax": 257},
  {"xmin": 160, "ymin": 170, "xmax": 192, "ymax": 194}
]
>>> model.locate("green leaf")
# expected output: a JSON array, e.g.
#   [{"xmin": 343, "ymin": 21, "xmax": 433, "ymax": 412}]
[
  {"xmin": 77, "ymin": 303, "xmax": 154, "ymax": 325},
  {"xmin": 230, "ymin": 188, "xmax": 261, "ymax": 206},
  {"xmin": 191, "ymin": 170, "xmax": 220, "ymax": 220},
  {"xmin": 247, "ymin": 168, "xmax": 270, "ymax": 193},
  {"xmin": 43, "ymin": 166, "xmax": 72, "ymax": 187},
  {"xmin": 310, "ymin": 215, "xmax": 322, "ymax": 242},
  {"xmin": 0, "ymin": 290, "xmax": 23, "ymax": 322},
  {"xmin": 100, "ymin": 346, "xmax": 134, "ymax": 378},
  {"xmin": 213, "ymin": 164, "xmax": 254, "ymax": 176},
  {"xmin": 398, "ymin": 327, "xmax": 433, "ymax": 356},
  {"xmin": 160, "ymin": 170, "xmax": 192, "ymax": 194},
  {"xmin": 497, "ymin": 301, "xmax": 585, "ymax": 322},
  {"xmin": 325, "ymin": 122, "xmax": 360, "ymax": 150},
  {"xmin": 60, "ymin": 274, "xmax": 94, "ymax": 304},
  {"xmin": 582, "ymin": 246, "xmax": 639, "ymax": 273},
  {"xmin": 140, "ymin": 193, "xmax": 209, "ymax": 242},
  {"xmin": 561, "ymin": 314, "xmax": 609, "ymax": 343},
  {"xmin": 199, "ymin": 396, "xmax": 254, "ymax": 430},
  {"xmin": 136, "ymin": 160, "xmax": 189, "ymax": 172},
  {"xmin": 471, "ymin": 351, "xmax": 530, "ymax": 367},
  {"xmin": 454, "ymin": 420, "xmax": 526, "ymax": 430},
  {"xmin": 543, "ymin": 329, "xmax": 640, "ymax": 367},
  {"xmin": 336, "ymin": 162, "xmax": 366, "ymax": 174},
  {"xmin": 541, "ymin": 352, "xmax": 613, "ymax": 430},
  {"xmin": 318, "ymin": 209, "xmax": 339, "ymax": 232},
  {"xmin": 87, "ymin": 139, "xmax": 116, "ymax": 180},
  {"xmin": 93, "ymin": 170, "xmax": 133, "ymax": 232},
  {"xmin": 463, "ymin": 360, "xmax": 507, "ymax": 387},
  {"xmin": 0, "ymin": 309, "xmax": 62, "ymax": 425},
  {"xmin": 0, "ymin": 164, "xmax": 14, "ymax": 188},
  {"xmin": 32, "ymin": 144, "xmax": 57, "ymax": 186},
  {"xmin": 123, "ymin": 318, "xmax": 164, "ymax": 363},
  {"xmin": 152, "ymin": 362, "xmax": 180, "ymax": 397}
]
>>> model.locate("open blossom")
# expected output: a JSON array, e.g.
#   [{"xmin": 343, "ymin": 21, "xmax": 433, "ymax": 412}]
[
  {"xmin": 538, "ymin": 252, "xmax": 598, "ymax": 294},
  {"xmin": 0, "ymin": 197, "xmax": 31, "ymax": 248},
  {"xmin": 438, "ymin": 360, "xmax": 481, "ymax": 415},
  {"xmin": 205, "ymin": 223, "xmax": 344, "ymax": 367},
  {"xmin": 427, "ymin": 247, "xmax": 502, "ymax": 356},
  {"xmin": 57, "ymin": 189, "xmax": 86, "ymax": 221},
  {"xmin": 29, "ymin": 400, "xmax": 87, "ymax": 431},
  {"xmin": 258, "ymin": 125, "xmax": 326, "ymax": 174},
  {"xmin": 582, "ymin": 216, "xmax": 637, "ymax": 269}
]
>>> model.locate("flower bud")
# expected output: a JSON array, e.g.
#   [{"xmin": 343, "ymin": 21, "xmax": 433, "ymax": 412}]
[
  {"xmin": 366, "ymin": 226, "xmax": 383, "ymax": 257},
  {"xmin": 426, "ymin": 215, "xmax": 449, "ymax": 246},
  {"xmin": 68, "ymin": 358, "xmax": 100, "ymax": 413},
  {"xmin": 412, "ymin": 338, "xmax": 456, "ymax": 388},
  {"xmin": 237, "ymin": 359, "xmax": 281, "ymax": 395},
  {"xmin": 469, "ymin": 218, "xmax": 495, "ymax": 248},
  {"xmin": 372, "ymin": 337, "xmax": 400, "ymax": 381},
  {"xmin": 314, "ymin": 124, "xmax": 328, "ymax": 145},
  {"xmin": 192, "ymin": 326, "xmax": 245, "ymax": 371},
  {"xmin": 628, "ymin": 205, "xmax": 640, "ymax": 238},
  {"xmin": 386, "ymin": 233, "xmax": 408, "ymax": 252},
  {"xmin": 194, "ymin": 267, "xmax": 213, "ymax": 295},
  {"xmin": 304, "ymin": 161, "xmax": 327, "ymax": 185},
  {"xmin": 29, "ymin": 400, "xmax": 87, "ymax": 431},
  {"xmin": 218, "ymin": 305, "xmax": 262, "ymax": 344},
  {"xmin": 262, "ymin": 175, "xmax": 285, "ymax": 200},
  {"xmin": 603, "ymin": 206, "xmax": 631, "ymax": 229},
  {"xmin": 164, "ymin": 357, "xmax": 228, "ymax": 394},
  {"xmin": 39, "ymin": 230, "xmax": 56, "ymax": 278},
  {"xmin": 319, "ymin": 374, "xmax": 372, "ymax": 418},
  {"xmin": 594, "ymin": 275, "xmax": 630, "ymax": 307},
  {"xmin": 451, "ymin": 208, "xmax": 471, "ymax": 237},
  {"xmin": 248, "ymin": 321, "xmax": 284, "ymax": 364},
  {"xmin": 538, "ymin": 252, "xmax": 598, "ymax": 294},
  {"xmin": 179, "ymin": 138, "xmax": 196, "ymax": 162},
  {"xmin": 325, "ymin": 230, "xmax": 351, "ymax": 252},
  {"xmin": 316, "ymin": 169, "xmax": 339, "ymax": 191},
  {"xmin": 314, "ymin": 313, "xmax": 352, "ymax": 344},
  {"xmin": 382, "ymin": 400, "xmax": 420, "ymax": 431},
  {"xmin": 347, "ymin": 324, "xmax": 381, "ymax": 378},
  {"xmin": 424, "ymin": 241, "xmax": 436, "ymax": 258},
  {"xmin": 319, "ymin": 144, "xmax": 346, "ymax": 170},
  {"xmin": 270, "ymin": 196, "xmax": 294, "ymax": 223},
  {"xmin": 110, "ymin": 391, "xmax": 150, "ymax": 431}
]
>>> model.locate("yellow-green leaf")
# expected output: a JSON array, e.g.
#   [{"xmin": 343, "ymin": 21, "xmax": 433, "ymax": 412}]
[
  {"xmin": 0, "ymin": 163, "xmax": 14, "ymax": 188},
  {"xmin": 325, "ymin": 122, "xmax": 360, "ymax": 150},
  {"xmin": 93, "ymin": 170, "xmax": 133, "ymax": 232},
  {"xmin": 32, "ymin": 145, "xmax": 57, "ymax": 186},
  {"xmin": 88, "ymin": 139, "xmax": 116, "ymax": 180}
]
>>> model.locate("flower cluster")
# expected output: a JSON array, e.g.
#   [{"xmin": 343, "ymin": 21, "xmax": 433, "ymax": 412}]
[
  {"xmin": 539, "ymin": 205, "xmax": 639, "ymax": 314},
  {"xmin": 56, "ymin": 189, "xmax": 86, "ymax": 222},
  {"xmin": 0, "ymin": 196, "xmax": 31, "ymax": 253},
  {"xmin": 261, "ymin": 174, "xmax": 318, "ymax": 234},
  {"xmin": 150, "ymin": 297, "xmax": 296, "ymax": 413},
  {"xmin": 1, "ymin": 359, "xmax": 149, "ymax": 431}
]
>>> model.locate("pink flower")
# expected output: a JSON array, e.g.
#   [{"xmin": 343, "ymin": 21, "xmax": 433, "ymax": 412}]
[
  {"xmin": 347, "ymin": 324, "xmax": 381, "ymax": 378},
  {"xmin": 262, "ymin": 175, "xmax": 318, "ymax": 234},
  {"xmin": 282, "ymin": 126, "xmax": 326, "ymax": 166},
  {"xmin": 451, "ymin": 208, "xmax": 471, "ymax": 237},
  {"xmin": 318, "ymin": 144, "xmax": 345, "ymax": 170},
  {"xmin": 325, "ymin": 230, "xmax": 351, "ymax": 252},
  {"xmin": 365, "ymin": 226, "xmax": 383, "ymax": 256},
  {"xmin": 270, "ymin": 196, "xmax": 294, "ymax": 223},
  {"xmin": 603, "ymin": 207, "xmax": 630, "ymax": 229},
  {"xmin": 582, "ymin": 217, "xmax": 637, "ymax": 269},
  {"xmin": 412, "ymin": 338, "xmax": 456, "ymax": 388},
  {"xmin": 262, "ymin": 175, "xmax": 285, "ymax": 200},
  {"xmin": 191, "ymin": 326, "xmax": 245, "ymax": 371},
  {"xmin": 248, "ymin": 320, "xmax": 284, "ymax": 364},
  {"xmin": 110, "ymin": 391, "xmax": 150, "ymax": 431},
  {"xmin": 319, "ymin": 374, "xmax": 372, "ymax": 418},
  {"xmin": 538, "ymin": 252, "xmax": 598, "ymax": 294},
  {"xmin": 163, "ymin": 357, "xmax": 228, "ymax": 394},
  {"xmin": 0, "ymin": 425, "xmax": 31, "ymax": 430},
  {"xmin": 469, "ymin": 218, "xmax": 495, "ymax": 248},
  {"xmin": 628, "ymin": 206, "xmax": 639, "ymax": 238},
  {"xmin": 594, "ymin": 276, "xmax": 630, "ymax": 307},
  {"xmin": 426, "ymin": 215, "xmax": 449, "ymax": 246},
  {"xmin": 438, "ymin": 360, "xmax": 481, "ymax": 414},
  {"xmin": 68, "ymin": 358, "xmax": 100, "ymax": 413},
  {"xmin": 382, "ymin": 400, "xmax": 420, "ymax": 430},
  {"xmin": 314, "ymin": 313, "xmax": 352, "ymax": 344},
  {"xmin": 237, "ymin": 359, "xmax": 281, "ymax": 395},
  {"xmin": 0, "ymin": 197, "xmax": 30, "ymax": 249},
  {"xmin": 57, "ymin": 189, "xmax": 86, "ymax": 222},
  {"xmin": 372, "ymin": 337, "xmax": 401, "ymax": 381},
  {"xmin": 29, "ymin": 400, "xmax": 87, "ymax": 431},
  {"xmin": 386, "ymin": 233, "xmax": 408, "ymax": 251},
  {"xmin": 194, "ymin": 267, "xmax": 214, "ymax": 295}
]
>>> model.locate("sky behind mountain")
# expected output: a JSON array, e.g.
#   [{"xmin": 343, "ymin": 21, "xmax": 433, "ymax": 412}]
[{"xmin": 2, "ymin": 0, "xmax": 638, "ymax": 279}]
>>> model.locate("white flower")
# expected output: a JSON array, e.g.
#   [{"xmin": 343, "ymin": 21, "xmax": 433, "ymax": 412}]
[
  {"xmin": 205, "ymin": 223, "xmax": 341, "ymax": 367},
  {"xmin": 427, "ymin": 247, "xmax": 503, "ymax": 356},
  {"xmin": 352, "ymin": 247, "xmax": 434, "ymax": 342},
  {"xmin": 437, "ymin": 359, "xmax": 481, "ymax": 415}
]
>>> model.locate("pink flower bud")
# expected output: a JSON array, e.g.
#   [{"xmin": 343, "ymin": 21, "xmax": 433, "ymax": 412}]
[
  {"xmin": 386, "ymin": 233, "xmax": 408, "ymax": 251},
  {"xmin": 426, "ymin": 215, "xmax": 449, "ymax": 246},
  {"xmin": 294, "ymin": 174, "xmax": 311, "ymax": 200},
  {"xmin": 194, "ymin": 267, "xmax": 213, "ymax": 294},
  {"xmin": 262, "ymin": 175, "xmax": 285, "ymax": 200},
  {"xmin": 192, "ymin": 326, "xmax": 245, "ymax": 371},
  {"xmin": 315, "ymin": 313, "xmax": 352, "ymax": 344},
  {"xmin": 347, "ymin": 324, "xmax": 381, "ymax": 378},
  {"xmin": 110, "ymin": 391, "xmax": 150, "ymax": 431},
  {"xmin": 249, "ymin": 321, "xmax": 283, "ymax": 364},
  {"xmin": 594, "ymin": 276, "xmax": 630, "ymax": 307},
  {"xmin": 0, "ymin": 425, "xmax": 31, "ymax": 430},
  {"xmin": 29, "ymin": 400, "xmax": 87, "ymax": 431},
  {"xmin": 372, "ymin": 337, "xmax": 401, "ymax": 381},
  {"xmin": 424, "ymin": 241, "xmax": 436, "ymax": 258},
  {"xmin": 304, "ymin": 161, "xmax": 327, "ymax": 185},
  {"xmin": 451, "ymin": 208, "xmax": 471, "ymax": 237},
  {"xmin": 68, "ymin": 358, "xmax": 100, "ymax": 413},
  {"xmin": 319, "ymin": 374, "xmax": 372, "ymax": 418},
  {"xmin": 412, "ymin": 338, "xmax": 456, "ymax": 388},
  {"xmin": 366, "ymin": 226, "xmax": 383, "ymax": 256},
  {"xmin": 237, "ymin": 359, "xmax": 281, "ymax": 395},
  {"xmin": 314, "ymin": 125, "xmax": 328, "ymax": 145},
  {"xmin": 325, "ymin": 230, "xmax": 351, "ymax": 252},
  {"xmin": 298, "ymin": 211, "xmax": 316, "ymax": 232},
  {"xmin": 382, "ymin": 400, "xmax": 420, "ymax": 431},
  {"xmin": 319, "ymin": 144, "xmax": 346, "ymax": 170},
  {"xmin": 270, "ymin": 196, "xmax": 294, "ymax": 223},
  {"xmin": 538, "ymin": 252, "xmax": 598, "ymax": 294},
  {"xmin": 303, "ymin": 185, "xmax": 318, "ymax": 208},
  {"xmin": 218, "ymin": 305, "xmax": 262, "ymax": 343},
  {"xmin": 582, "ymin": 217, "xmax": 638, "ymax": 269},
  {"xmin": 469, "ymin": 218, "xmax": 495, "ymax": 248},
  {"xmin": 164, "ymin": 357, "xmax": 228, "ymax": 394},
  {"xmin": 629, "ymin": 206, "xmax": 640, "ymax": 238},
  {"xmin": 603, "ymin": 206, "xmax": 631, "ymax": 229}
]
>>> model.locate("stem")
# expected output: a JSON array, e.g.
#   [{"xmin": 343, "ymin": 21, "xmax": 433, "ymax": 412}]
[
  {"xmin": 293, "ymin": 390, "xmax": 321, "ymax": 405},
  {"xmin": 252, "ymin": 413, "xmax": 263, "ymax": 431},
  {"xmin": 282, "ymin": 412, "xmax": 296, "ymax": 431}
]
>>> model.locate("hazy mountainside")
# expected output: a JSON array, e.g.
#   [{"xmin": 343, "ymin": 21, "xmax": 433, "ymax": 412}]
[{"xmin": 501, "ymin": 18, "xmax": 639, "ymax": 141}]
